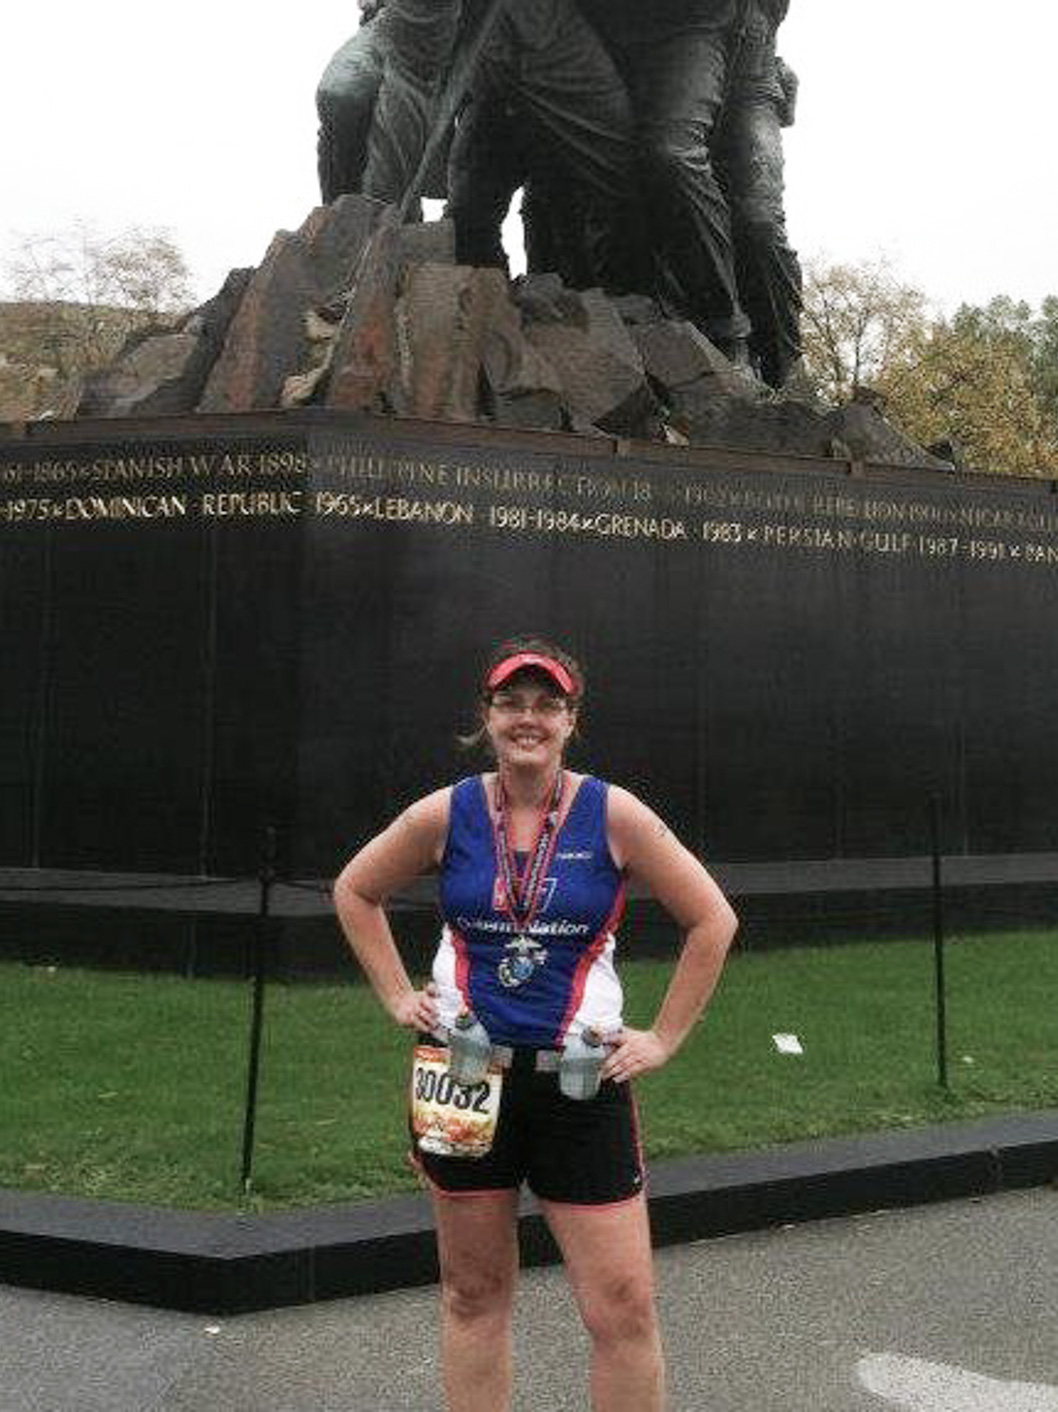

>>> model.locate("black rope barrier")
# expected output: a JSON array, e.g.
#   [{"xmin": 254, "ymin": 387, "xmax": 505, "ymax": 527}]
[{"xmin": 0, "ymin": 877, "xmax": 248, "ymax": 895}]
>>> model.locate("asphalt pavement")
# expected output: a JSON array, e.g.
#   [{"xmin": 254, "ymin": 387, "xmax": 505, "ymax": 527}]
[{"xmin": 2, "ymin": 1186, "xmax": 1056, "ymax": 1412}]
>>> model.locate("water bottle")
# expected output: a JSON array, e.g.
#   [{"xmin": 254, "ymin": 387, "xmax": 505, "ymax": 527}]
[
  {"xmin": 447, "ymin": 1010, "xmax": 492, "ymax": 1087},
  {"xmin": 559, "ymin": 1026, "xmax": 606, "ymax": 1101}
]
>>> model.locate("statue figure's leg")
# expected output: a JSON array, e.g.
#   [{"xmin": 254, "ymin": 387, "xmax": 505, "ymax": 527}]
[
  {"xmin": 522, "ymin": 179, "xmax": 607, "ymax": 290},
  {"xmin": 362, "ymin": 0, "xmax": 463, "ymax": 205},
  {"xmin": 717, "ymin": 23, "xmax": 802, "ymax": 386},
  {"xmin": 447, "ymin": 92, "xmax": 526, "ymax": 273},
  {"xmin": 316, "ymin": 23, "xmax": 386, "ymax": 202},
  {"xmin": 721, "ymin": 101, "xmax": 802, "ymax": 386},
  {"xmin": 499, "ymin": 1, "xmax": 644, "ymax": 293},
  {"xmin": 445, "ymin": 2, "xmax": 641, "ymax": 292},
  {"xmin": 621, "ymin": 27, "xmax": 751, "ymax": 357}
]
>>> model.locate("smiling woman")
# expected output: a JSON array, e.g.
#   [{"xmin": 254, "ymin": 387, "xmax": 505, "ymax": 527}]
[
  {"xmin": 456, "ymin": 637, "xmax": 583, "ymax": 756},
  {"xmin": 333, "ymin": 633, "xmax": 738, "ymax": 1412}
]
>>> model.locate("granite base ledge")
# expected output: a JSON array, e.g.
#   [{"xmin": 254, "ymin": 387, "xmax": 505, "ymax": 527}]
[{"xmin": 1, "ymin": 1110, "xmax": 1055, "ymax": 1314}]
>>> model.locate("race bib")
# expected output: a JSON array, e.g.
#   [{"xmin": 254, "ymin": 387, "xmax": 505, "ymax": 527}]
[{"xmin": 410, "ymin": 1044, "xmax": 503, "ymax": 1158}]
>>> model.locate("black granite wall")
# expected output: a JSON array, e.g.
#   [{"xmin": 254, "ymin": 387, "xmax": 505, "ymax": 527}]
[{"xmin": 2, "ymin": 412, "xmax": 1056, "ymax": 879}]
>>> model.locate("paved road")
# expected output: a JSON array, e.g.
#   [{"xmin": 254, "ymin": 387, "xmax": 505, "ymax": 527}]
[{"xmin": 2, "ymin": 1188, "xmax": 1056, "ymax": 1411}]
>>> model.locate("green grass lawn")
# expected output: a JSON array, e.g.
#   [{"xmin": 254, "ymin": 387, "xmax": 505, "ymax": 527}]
[{"xmin": 2, "ymin": 931, "xmax": 1057, "ymax": 1210}]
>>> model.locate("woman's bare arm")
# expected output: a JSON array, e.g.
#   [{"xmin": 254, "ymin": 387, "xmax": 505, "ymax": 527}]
[
  {"xmin": 333, "ymin": 787, "xmax": 450, "ymax": 1031},
  {"xmin": 603, "ymin": 784, "xmax": 738, "ymax": 1080}
]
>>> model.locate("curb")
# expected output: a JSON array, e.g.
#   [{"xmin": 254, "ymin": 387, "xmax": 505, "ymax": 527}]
[{"xmin": 2, "ymin": 1110, "xmax": 1056, "ymax": 1315}]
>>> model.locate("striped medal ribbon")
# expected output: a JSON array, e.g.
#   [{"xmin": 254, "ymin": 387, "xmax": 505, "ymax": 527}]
[{"xmin": 492, "ymin": 771, "xmax": 564, "ymax": 987}]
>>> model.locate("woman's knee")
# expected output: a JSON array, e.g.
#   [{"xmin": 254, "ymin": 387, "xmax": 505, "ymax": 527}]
[
  {"xmin": 441, "ymin": 1261, "xmax": 516, "ymax": 1327},
  {"xmin": 579, "ymin": 1272, "xmax": 659, "ymax": 1348}
]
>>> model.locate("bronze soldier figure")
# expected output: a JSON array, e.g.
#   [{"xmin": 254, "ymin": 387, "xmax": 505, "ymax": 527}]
[
  {"xmin": 316, "ymin": 0, "xmax": 461, "ymax": 207},
  {"xmin": 445, "ymin": 1, "xmax": 643, "ymax": 294},
  {"xmin": 573, "ymin": 0, "xmax": 800, "ymax": 380},
  {"xmin": 316, "ymin": 1, "xmax": 386, "ymax": 203},
  {"xmin": 717, "ymin": 5, "xmax": 803, "ymax": 386},
  {"xmin": 316, "ymin": 2, "xmax": 642, "ymax": 293}
]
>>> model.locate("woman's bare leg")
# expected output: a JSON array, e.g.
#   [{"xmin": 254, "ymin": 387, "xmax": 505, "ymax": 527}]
[
  {"xmin": 542, "ymin": 1193, "xmax": 664, "ymax": 1412},
  {"xmin": 433, "ymin": 1189, "xmax": 520, "ymax": 1412}
]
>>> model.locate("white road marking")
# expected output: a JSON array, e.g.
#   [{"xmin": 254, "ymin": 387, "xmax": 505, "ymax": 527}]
[{"xmin": 857, "ymin": 1353, "xmax": 1058, "ymax": 1410}]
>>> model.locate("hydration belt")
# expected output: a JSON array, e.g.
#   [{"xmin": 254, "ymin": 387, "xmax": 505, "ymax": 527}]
[{"xmin": 431, "ymin": 1025, "xmax": 562, "ymax": 1071}]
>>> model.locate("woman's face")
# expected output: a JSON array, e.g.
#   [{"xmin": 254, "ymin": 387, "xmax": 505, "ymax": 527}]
[{"xmin": 483, "ymin": 672, "xmax": 577, "ymax": 774}]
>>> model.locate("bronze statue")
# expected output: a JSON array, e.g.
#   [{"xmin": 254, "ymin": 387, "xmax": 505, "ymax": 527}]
[
  {"xmin": 445, "ymin": 2, "xmax": 644, "ymax": 295},
  {"xmin": 317, "ymin": 2, "xmax": 644, "ymax": 292},
  {"xmin": 717, "ymin": 13, "xmax": 803, "ymax": 387},
  {"xmin": 569, "ymin": 0, "xmax": 800, "ymax": 382},
  {"xmin": 317, "ymin": 0, "xmax": 461, "ymax": 207},
  {"xmin": 315, "ymin": 0, "xmax": 802, "ymax": 387},
  {"xmin": 316, "ymin": 2, "xmax": 386, "ymax": 204}
]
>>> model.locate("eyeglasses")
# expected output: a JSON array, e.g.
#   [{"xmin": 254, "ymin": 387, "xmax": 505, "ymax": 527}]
[{"xmin": 489, "ymin": 693, "xmax": 569, "ymax": 718}]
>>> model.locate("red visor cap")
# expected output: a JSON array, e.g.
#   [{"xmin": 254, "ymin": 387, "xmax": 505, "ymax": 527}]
[{"xmin": 485, "ymin": 652, "xmax": 575, "ymax": 697}]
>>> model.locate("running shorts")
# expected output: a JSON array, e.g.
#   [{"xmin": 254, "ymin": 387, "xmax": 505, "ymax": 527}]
[{"xmin": 411, "ymin": 1044, "xmax": 644, "ymax": 1204}]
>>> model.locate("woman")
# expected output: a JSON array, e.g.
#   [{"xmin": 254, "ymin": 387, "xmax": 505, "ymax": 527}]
[{"xmin": 334, "ymin": 636, "xmax": 737, "ymax": 1412}]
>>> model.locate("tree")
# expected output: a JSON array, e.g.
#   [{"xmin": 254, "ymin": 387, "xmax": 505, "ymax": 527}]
[
  {"xmin": 800, "ymin": 256, "xmax": 929, "ymax": 404},
  {"xmin": 801, "ymin": 259, "xmax": 1058, "ymax": 477},
  {"xmin": 880, "ymin": 317, "xmax": 1055, "ymax": 477},
  {"xmin": 1027, "ymin": 294, "xmax": 1058, "ymax": 430},
  {"xmin": 1, "ymin": 221, "xmax": 192, "ymax": 385},
  {"xmin": 878, "ymin": 297, "xmax": 1058, "ymax": 477}
]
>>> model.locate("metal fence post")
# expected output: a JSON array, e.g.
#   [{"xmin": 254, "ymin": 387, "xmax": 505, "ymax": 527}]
[
  {"xmin": 240, "ymin": 826, "xmax": 277, "ymax": 1193},
  {"xmin": 930, "ymin": 795, "xmax": 949, "ymax": 1089}
]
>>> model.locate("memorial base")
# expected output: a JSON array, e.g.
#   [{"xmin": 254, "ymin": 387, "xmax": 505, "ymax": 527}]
[{"xmin": 3, "ymin": 409, "xmax": 1057, "ymax": 899}]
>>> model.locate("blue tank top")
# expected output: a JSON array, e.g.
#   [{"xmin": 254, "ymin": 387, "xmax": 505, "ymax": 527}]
[{"xmin": 434, "ymin": 775, "xmax": 626, "ymax": 1048}]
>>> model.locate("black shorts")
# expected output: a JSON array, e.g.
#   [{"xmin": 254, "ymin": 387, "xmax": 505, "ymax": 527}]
[{"xmin": 412, "ymin": 1045, "xmax": 644, "ymax": 1204}]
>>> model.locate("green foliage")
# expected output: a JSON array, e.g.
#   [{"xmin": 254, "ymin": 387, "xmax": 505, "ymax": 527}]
[
  {"xmin": 2, "ymin": 933, "xmax": 1057, "ymax": 1210},
  {"xmin": 880, "ymin": 298, "xmax": 1058, "ymax": 477},
  {"xmin": 1032, "ymin": 295, "xmax": 1058, "ymax": 427},
  {"xmin": 802, "ymin": 258, "xmax": 1058, "ymax": 476}
]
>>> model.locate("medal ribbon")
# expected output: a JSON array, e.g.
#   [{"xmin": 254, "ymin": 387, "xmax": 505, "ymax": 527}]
[{"xmin": 492, "ymin": 771, "xmax": 565, "ymax": 935}]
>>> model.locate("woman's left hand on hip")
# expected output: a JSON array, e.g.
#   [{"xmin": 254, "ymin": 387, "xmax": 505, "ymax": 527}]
[{"xmin": 600, "ymin": 1027, "xmax": 671, "ymax": 1083}]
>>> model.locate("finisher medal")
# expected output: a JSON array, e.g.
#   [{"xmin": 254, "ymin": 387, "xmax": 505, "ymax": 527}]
[
  {"xmin": 498, "ymin": 933, "xmax": 548, "ymax": 989},
  {"xmin": 492, "ymin": 774, "xmax": 563, "ymax": 990}
]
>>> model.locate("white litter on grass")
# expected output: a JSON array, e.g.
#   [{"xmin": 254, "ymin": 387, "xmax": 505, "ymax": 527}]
[
  {"xmin": 857, "ymin": 1352, "xmax": 1058, "ymax": 1410},
  {"xmin": 203, "ymin": 1325, "xmax": 222, "ymax": 1337},
  {"xmin": 772, "ymin": 1032, "xmax": 804, "ymax": 1055}
]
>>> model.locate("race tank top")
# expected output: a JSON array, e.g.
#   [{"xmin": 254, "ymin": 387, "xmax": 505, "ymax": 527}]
[{"xmin": 434, "ymin": 775, "xmax": 626, "ymax": 1049}]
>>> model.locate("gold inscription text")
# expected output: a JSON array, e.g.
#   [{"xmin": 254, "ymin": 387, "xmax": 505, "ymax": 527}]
[
  {"xmin": 312, "ymin": 492, "xmax": 474, "ymax": 526},
  {"xmin": 200, "ymin": 491, "xmax": 303, "ymax": 518}
]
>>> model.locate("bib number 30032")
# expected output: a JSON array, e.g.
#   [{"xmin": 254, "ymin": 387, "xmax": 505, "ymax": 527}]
[{"xmin": 411, "ymin": 1044, "xmax": 503, "ymax": 1158}]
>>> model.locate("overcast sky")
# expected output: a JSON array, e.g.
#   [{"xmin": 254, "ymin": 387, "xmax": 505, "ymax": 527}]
[{"xmin": 3, "ymin": 2, "xmax": 1055, "ymax": 315}]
